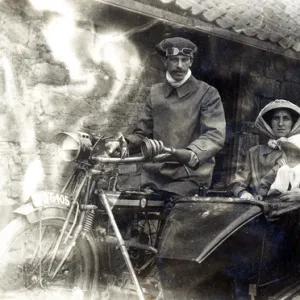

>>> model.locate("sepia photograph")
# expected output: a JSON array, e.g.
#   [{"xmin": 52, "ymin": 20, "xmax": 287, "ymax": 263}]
[{"xmin": 1, "ymin": 0, "xmax": 300, "ymax": 299}]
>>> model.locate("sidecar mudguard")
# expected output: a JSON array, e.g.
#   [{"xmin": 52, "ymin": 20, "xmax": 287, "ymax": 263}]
[
  {"xmin": 13, "ymin": 203, "xmax": 73, "ymax": 224},
  {"xmin": 158, "ymin": 198, "xmax": 300, "ymax": 298},
  {"xmin": 158, "ymin": 198, "xmax": 263, "ymax": 262}
]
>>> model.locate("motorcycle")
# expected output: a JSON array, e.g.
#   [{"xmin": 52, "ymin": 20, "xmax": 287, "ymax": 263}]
[{"xmin": 1, "ymin": 131, "xmax": 300, "ymax": 300}]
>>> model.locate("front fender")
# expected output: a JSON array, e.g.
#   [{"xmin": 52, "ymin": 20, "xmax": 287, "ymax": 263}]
[
  {"xmin": 13, "ymin": 202, "xmax": 100, "ymax": 292},
  {"xmin": 13, "ymin": 203, "xmax": 73, "ymax": 224}
]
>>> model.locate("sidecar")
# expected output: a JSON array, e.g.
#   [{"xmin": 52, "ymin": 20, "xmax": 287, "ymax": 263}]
[{"xmin": 157, "ymin": 195, "xmax": 300, "ymax": 300}]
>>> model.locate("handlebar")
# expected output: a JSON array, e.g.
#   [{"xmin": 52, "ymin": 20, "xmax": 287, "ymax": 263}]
[
  {"xmin": 91, "ymin": 138, "xmax": 177, "ymax": 164},
  {"xmin": 91, "ymin": 156, "xmax": 147, "ymax": 164}
]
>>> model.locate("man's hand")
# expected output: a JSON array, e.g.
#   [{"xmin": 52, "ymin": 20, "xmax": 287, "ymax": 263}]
[
  {"xmin": 279, "ymin": 188, "xmax": 300, "ymax": 201},
  {"xmin": 239, "ymin": 191, "xmax": 255, "ymax": 200},
  {"xmin": 105, "ymin": 133, "xmax": 128, "ymax": 157},
  {"xmin": 153, "ymin": 153, "xmax": 173, "ymax": 162},
  {"xmin": 172, "ymin": 149, "xmax": 193, "ymax": 165},
  {"xmin": 105, "ymin": 140, "xmax": 121, "ymax": 155}
]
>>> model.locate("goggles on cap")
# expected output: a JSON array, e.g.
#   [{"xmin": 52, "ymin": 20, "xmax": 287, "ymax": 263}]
[{"xmin": 165, "ymin": 47, "xmax": 194, "ymax": 57}]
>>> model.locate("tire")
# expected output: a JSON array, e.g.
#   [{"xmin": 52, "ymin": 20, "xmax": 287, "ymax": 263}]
[{"xmin": 0, "ymin": 217, "xmax": 94, "ymax": 299}]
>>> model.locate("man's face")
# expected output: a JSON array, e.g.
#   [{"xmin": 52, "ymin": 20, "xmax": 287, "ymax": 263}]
[
  {"xmin": 271, "ymin": 109, "xmax": 293, "ymax": 138},
  {"xmin": 164, "ymin": 55, "xmax": 193, "ymax": 81}
]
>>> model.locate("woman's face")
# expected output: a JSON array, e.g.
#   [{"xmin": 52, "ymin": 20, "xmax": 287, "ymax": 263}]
[{"xmin": 271, "ymin": 109, "xmax": 293, "ymax": 138}]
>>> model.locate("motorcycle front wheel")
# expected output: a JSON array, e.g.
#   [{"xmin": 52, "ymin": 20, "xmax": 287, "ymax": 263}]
[{"xmin": 0, "ymin": 217, "xmax": 94, "ymax": 300}]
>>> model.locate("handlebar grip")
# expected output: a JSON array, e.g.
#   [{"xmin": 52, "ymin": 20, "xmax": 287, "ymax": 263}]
[
  {"xmin": 141, "ymin": 138, "xmax": 175, "ymax": 158},
  {"xmin": 93, "ymin": 138, "xmax": 177, "ymax": 163}
]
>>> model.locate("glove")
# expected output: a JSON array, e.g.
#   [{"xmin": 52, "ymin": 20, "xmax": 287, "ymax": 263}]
[
  {"xmin": 239, "ymin": 191, "xmax": 255, "ymax": 200},
  {"xmin": 172, "ymin": 149, "xmax": 192, "ymax": 165},
  {"xmin": 105, "ymin": 140, "xmax": 120, "ymax": 155},
  {"xmin": 153, "ymin": 153, "xmax": 173, "ymax": 162},
  {"xmin": 105, "ymin": 133, "xmax": 129, "ymax": 158}
]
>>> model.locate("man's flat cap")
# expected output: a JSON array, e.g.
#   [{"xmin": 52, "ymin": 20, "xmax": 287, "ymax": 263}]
[{"xmin": 156, "ymin": 37, "xmax": 197, "ymax": 57}]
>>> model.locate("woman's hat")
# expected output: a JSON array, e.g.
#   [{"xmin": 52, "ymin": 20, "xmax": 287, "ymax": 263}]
[{"xmin": 255, "ymin": 99, "xmax": 300, "ymax": 139}]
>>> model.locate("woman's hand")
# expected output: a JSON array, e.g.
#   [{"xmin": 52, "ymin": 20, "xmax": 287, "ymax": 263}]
[
  {"xmin": 240, "ymin": 191, "xmax": 255, "ymax": 200},
  {"xmin": 279, "ymin": 189, "xmax": 300, "ymax": 201}
]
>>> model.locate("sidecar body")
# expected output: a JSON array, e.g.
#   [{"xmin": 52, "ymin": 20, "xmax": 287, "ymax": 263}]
[{"xmin": 157, "ymin": 197, "xmax": 300, "ymax": 300}]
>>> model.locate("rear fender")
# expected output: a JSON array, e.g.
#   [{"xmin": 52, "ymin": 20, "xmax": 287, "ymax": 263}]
[{"xmin": 13, "ymin": 203, "xmax": 74, "ymax": 224}]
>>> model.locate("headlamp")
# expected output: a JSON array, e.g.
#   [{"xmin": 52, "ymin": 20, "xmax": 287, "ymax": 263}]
[{"xmin": 55, "ymin": 132, "xmax": 92, "ymax": 162}]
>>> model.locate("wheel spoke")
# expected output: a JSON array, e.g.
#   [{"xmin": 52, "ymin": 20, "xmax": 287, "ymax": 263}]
[
  {"xmin": 0, "ymin": 219, "xmax": 92, "ymax": 297},
  {"xmin": 29, "ymin": 226, "xmax": 48, "ymax": 265}
]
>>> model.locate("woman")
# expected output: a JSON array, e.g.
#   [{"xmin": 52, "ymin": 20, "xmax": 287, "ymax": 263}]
[{"xmin": 231, "ymin": 99, "xmax": 300, "ymax": 200}]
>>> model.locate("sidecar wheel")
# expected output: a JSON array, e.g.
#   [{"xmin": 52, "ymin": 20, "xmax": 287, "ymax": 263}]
[{"xmin": 0, "ymin": 217, "xmax": 94, "ymax": 299}]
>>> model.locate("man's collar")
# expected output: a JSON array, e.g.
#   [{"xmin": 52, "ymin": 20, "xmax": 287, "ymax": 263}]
[{"xmin": 163, "ymin": 75, "xmax": 198, "ymax": 98}]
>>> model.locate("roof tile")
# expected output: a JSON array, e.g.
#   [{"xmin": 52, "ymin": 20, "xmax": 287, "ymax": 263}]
[
  {"xmin": 216, "ymin": 15, "xmax": 236, "ymax": 29},
  {"xmin": 292, "ymin": 41, "xmax": 300, "ymax": 52},
  {"xmin": 242, "ymin": 28, "xmax": 257, "ymax": 37},
  {"xmin": 278, "ymin": 36, "xmax": 295, "ymax": 49},
  {"xmin": 202, "ymin": 6, "xmax": 224, "ymax": 22},
  {"xmin": 264, "ymin": 26, "xmax": 284, "ymax": 43},
  {"xmin": 174, "ymin": 0, "xmax": 192, "ymax": 10},
  {"xmin": 189, "ymin": 0, "xmax": 214, "ymax": 15},
  {"xmin": 148, "ymin": 0, "xmax": 300, "ymax": 52},
  {"xmin": 256, "ymin": 27, "xmax": 271, "ymax": 41}
]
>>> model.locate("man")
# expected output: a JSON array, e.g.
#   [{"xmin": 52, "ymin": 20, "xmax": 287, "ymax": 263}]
[{"xmin": 107, "ymin": 37, "xmax": 226, "ymax": 196}]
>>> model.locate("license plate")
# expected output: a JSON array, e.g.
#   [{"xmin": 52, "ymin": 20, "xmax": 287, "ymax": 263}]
[{"xmin": 31, "ymin": 191, "xmax": 71, "ymax": 208}]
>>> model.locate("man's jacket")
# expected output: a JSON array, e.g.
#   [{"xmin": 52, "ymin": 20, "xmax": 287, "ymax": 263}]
[{"xmin": 127, "ymin": 75, "xmax": 226, "ymax": 195}]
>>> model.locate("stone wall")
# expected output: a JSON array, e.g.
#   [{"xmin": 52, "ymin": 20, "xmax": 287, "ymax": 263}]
[
  {"xmin": 233, "ymin": 46, "xmax": 300, "ymax": 179},
  {"xmin": 0, "ymin": 0, "xmax": 154, "ymax": 226},
  {"xmin": 1, "ymin": 0, "xmax": 300, "ymax": 218}
]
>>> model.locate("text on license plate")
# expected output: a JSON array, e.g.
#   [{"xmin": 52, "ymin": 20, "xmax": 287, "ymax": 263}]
[{"xmin": 31, "ymin": 191, "xmax": 71, "ymax": 207}]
